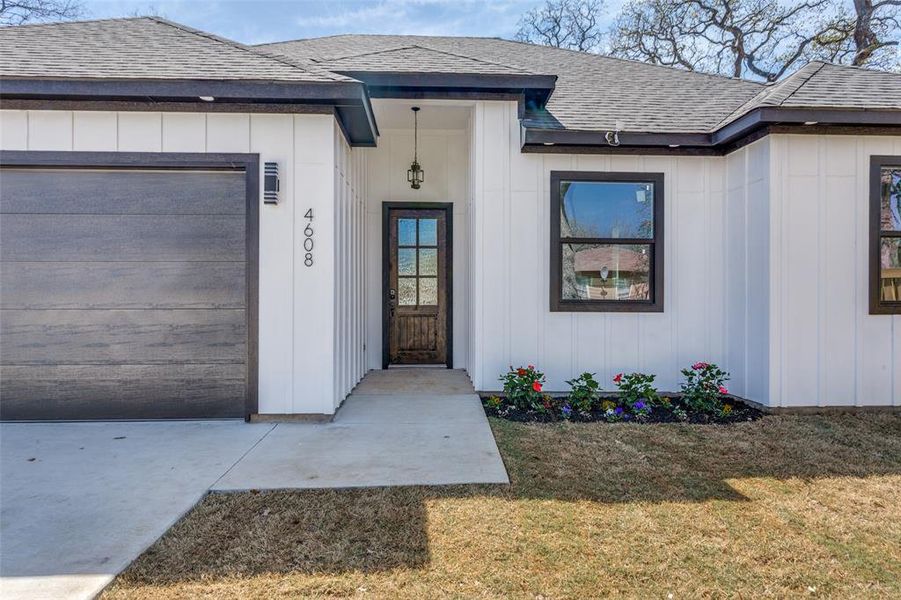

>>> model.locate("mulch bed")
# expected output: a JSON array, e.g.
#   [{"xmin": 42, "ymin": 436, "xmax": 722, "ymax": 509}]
[{"xmin": 481, "ymin": 395, "xmax": 764, "ymax": 425}]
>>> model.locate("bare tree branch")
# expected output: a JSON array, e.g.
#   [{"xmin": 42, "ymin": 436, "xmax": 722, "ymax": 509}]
[
  {"xmin": 608, "ymin": 0, "xmax": 899, "ymax": 80},
  {"xmin": 0, "ymin": 0, "xmax": 83, "ymax": 26},
  {"xmin": 515, "ymin": 0, "xmax": 606, "ymax": 53}
]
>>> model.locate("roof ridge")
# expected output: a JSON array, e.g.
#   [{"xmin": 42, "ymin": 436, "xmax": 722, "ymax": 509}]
[
  {"xmin": 314, "ymin": 44, "xmax": 418, "ymax": 62},
  {"xmin": 776, "ymin": 62, "xmax": 827, "ymax": 106},
  {"xmin": 0, "ymin": 15, "xmax": 152, "ymax": 29},
  {"xmin": 321, "ymin": 42, "xmax": 539, "ymax": 74},
  {"xmin": 255, "ymin": 33, "xmax": 509, "ymax": 48},
  {"xmin": 145, "ymin": 17, "xmax": 348, "ymax": 83},
  {"xmin": 406, "ymin": 43, "xmax": 541, "ymax": 74}
]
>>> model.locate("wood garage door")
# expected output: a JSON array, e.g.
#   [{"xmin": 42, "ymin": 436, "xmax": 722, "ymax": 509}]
[{"xmin": 0, "ymin": 152, "xmax": 258, "ymax": 420}]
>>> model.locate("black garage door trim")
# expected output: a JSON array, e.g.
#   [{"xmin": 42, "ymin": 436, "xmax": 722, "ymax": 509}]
[{"xmin": 0, "ymin": 150, "xmax": 259, "ymax": 419}]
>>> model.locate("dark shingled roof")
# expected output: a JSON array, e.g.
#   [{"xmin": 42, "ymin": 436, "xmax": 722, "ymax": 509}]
[
  {"xmin": 2, "ymin": 18, "xmax": 899, "ymax": 140},
  {"xmin": 260, "ymin": 34, "xmax": 767, "ymax": 134},
  {"xmin": 316, "ymin": 45, "xmax": 541, "ymax": 75},
  {"xmin": 0, "ymin": 17, "xmax": 350, "ymax": 83},
  {"xmin": 717, "ymin": 61, "xmax": 901, "ymax": 128}
]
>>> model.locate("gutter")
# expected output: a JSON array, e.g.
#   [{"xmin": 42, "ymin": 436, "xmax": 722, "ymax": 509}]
[
  {"xmin": 0, "ymin": 77, "xmax": 379, "ymax": 146},
  {"xmin": 522, "ymin": 107, "xmax": 901, "ymax": 154}
]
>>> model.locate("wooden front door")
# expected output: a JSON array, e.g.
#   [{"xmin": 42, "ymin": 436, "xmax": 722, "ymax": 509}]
[{"xmin": 384, "ymin": 204, "xmax": 452, "ymax": 366}]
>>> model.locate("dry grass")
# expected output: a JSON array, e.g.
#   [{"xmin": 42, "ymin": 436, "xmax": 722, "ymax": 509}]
[{"xmin": 103, "ymin": 414, "xmax": 901, "ymax": 599}]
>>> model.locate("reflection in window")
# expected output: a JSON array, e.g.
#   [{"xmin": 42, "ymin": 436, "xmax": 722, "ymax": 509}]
[
  {"xmin": 551, "ymin": 172, "xmax": 663, "ymax": 312},
  {"xmin": 561, "ymin": 181, "xmax": 654, "ymax": 239},
  {"xmin": 398, "ymin": 218, "xmax": 416, "ymax": 246},
  {"xmin": 419, "ymin": 218, "xmax": 438, "ymax": 246},
  {"xmin": 563, "ymin": 244, "xmax": 650, "ymax": 301},
  {"xmin": 879, "ymin": 166, "xmax": 901, "ymax": 305}
]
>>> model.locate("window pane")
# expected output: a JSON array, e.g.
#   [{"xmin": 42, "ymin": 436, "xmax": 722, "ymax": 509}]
[
  {"xmin": 398, "ymin": 248, "xmax": 416, "ymax": 276},
  {"xmin": 419, "ymin": 277, "xmax": 437, "ymax": 305},
  {"xmin": 398, "ymin": 277, "xmax": 417, "ymax": 305},
  {"xmin": 881, "ymin": 237, "xmax": 901, "ymax": 302},
  {"xmin": 560, "ymin": 181, "xmax": 654, "ymax": 239},
  {"xmin": 419, "ymin": 218, "xmax": 438, "ymax": 246},
  {"xmin": 398, "ymin": 218, "xmax": 416, "ymax": 246},
  {"xmin": 419, "ymin": 248, "xmax": 437, "ymax": 276},
  {"xmin": 880, "ymin": 167, "xmax": 901, "ymax": 232},
  {"xmin": 562, "ymin": 243, "xmax": 651, "ymax": 301}
]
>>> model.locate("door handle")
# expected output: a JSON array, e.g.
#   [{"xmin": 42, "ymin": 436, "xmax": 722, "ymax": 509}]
[{"xmin": 389, "ymin": 288, "xmax": 397, "ymax": 300}]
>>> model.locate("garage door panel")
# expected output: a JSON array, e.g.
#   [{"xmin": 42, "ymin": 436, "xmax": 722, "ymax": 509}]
[
  {"xmin": 1, "ymin": 262, "xmax": 246, "ymax": 310},
  {"xmin": 0, "ymin": 158, "xmax": 255, "ymax": 420},
  {"xmin": 1, "ymin": 309, "xmax": 247, "ymax": 365},
  {"xmin": 0, "ymin": 364, "xmax": 246, "ymax": 420},
  {"xmin": 0, "ymin": 214, "xmax": 245, "ymax": 262},
  {"xmin": 0, "ymin": 169, "xmax": 246, "ymax": 215}
]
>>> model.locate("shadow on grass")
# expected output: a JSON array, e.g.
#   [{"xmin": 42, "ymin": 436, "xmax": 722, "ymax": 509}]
[{"xmin": 109, "ymin": 413, "xmax": 901, "ymax": 587}]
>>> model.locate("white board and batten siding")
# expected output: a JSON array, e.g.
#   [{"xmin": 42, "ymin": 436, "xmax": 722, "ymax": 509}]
[
  {"xmin": 767, "ymin": 134, "xmax": 901, "ymax": 408},
  {"xmin": 0, "ymin": 109, "xmax": 347, "ymax": 415},
  {"xmin": 468, "ymin": 103, "xmax": 899, "ymax": 407},
  {"xmin": 469, "ymin": 101, "xmax": 736, "ymax": 395},
  {"xmin": 333, "ymin": 123, "xmax": 369, "ymax": 405}
]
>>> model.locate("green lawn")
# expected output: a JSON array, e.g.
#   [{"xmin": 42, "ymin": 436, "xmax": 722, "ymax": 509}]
[{"xmin": 103, "ymin": 414, "xmax": 901, "ymax": 599}]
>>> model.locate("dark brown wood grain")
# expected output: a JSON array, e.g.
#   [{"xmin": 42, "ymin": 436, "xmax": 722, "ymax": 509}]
[
  {"xmin": 0, "ymin": 214, "xmax": 245, "ymax": 262},
  {"xmin": 0, "ymin": 169, "xmax": 245, "ymax": 215},
  {"xmin": 0, "ymin": 154, "xmax": 259, "ymax": 420},
  {"xmin": 1, "ymin": 262, "xmax": 245, "ymax": 309},
  {"xmin": 0, "ymin": 364, "xmax": 246, "ymax": 420},
  {"xmin": 1, "ymin": 309, "xmax": 247, "ymax": 365},
  {"xmin": 385, "ymin": 205, "xmax": 450, "ymax": 366}
]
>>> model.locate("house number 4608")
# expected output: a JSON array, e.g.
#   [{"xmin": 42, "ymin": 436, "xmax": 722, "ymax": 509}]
[{"xmin": 303, "ymin": 208, "xmax": 314, "ymax": 267}]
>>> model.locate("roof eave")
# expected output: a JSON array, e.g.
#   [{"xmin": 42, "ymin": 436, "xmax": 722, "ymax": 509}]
[
  {"xmin": 0, "ymin": 77, "xmax": 379, "ymax": 146},
  {"xmin": 522, "ymin": 106, "xmax": 901, "ymax": 154},
  {"xmin": 333, "ymin": 71, "xmax": 557, "ymax": 105}
]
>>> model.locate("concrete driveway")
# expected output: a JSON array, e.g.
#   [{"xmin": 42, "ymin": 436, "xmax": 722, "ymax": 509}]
[
  {"xmin": 0, "ymin": 421, "xmax": 274, "ymax": 600},
  {"xmin": 0, "ymin": 371, "xmax": 507, "ymax": 600}
]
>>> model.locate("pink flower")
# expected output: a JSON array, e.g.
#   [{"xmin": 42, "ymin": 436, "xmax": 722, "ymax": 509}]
[
  {"xmin": 528, "ymin": 364, "xmax": 535, "ymax": 370},
  {"xmin": 692, "ymin": 362, "xmax": 709, "ymax": 370},
  {"xmin": 613, "ymin": 373, "xmax": 623, "ymax": 384},
  {"xmin": 719, "ymin": 386, "xmax": 729, "ymax": 395}
]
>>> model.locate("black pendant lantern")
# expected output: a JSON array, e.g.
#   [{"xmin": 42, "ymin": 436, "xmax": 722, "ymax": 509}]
[{"xmin": 407, "ymin": 106, "xmax": 424, "ymax": 190}]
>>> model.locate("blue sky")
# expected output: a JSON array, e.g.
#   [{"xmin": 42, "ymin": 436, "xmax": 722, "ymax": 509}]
[{"xmin": 78, "ymin": 0, "xmax": 625, "ymax": 45}]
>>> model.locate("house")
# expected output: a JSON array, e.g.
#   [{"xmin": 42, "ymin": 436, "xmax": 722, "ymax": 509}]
[{"xmin": 0, "ymin": 17, "xmax": 899, "ymax": 420}]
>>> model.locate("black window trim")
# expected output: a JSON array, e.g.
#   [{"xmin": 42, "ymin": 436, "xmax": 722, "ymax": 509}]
[
  {"xmin": 550, "ymin": 170, "xmax": 665, "ymax": 313},
  {"xmin": 870, "ymin": 155, "xmax": 901, "ymax": 315}
]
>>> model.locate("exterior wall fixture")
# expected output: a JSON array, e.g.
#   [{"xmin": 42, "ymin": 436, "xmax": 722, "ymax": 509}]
[
  {"xmin": 264, "ymin": 161, "xmax": 280, "ymax": 204},
  {"xmin": 407, "ymin": 106, "xmax": 425, "ymax": 190}
]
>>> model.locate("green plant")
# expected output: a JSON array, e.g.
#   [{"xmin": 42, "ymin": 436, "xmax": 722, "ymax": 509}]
[
  {"xmin": 499, "ymin": 365, "xmax": 546, "ymax": 411},
  {"xmin": 565, "ymin": 372, "xmax": 601, "ymax": 412},
  {"xmin": 680, "ymin": 362, "xmax": 730, "ymax": 413},
  {"xmin": 485, "ymin": 395, "xmax": 503, "ymax": 410},
  {"xmin": 612, "ymin": 372, "xmax": 659, "ymax": 409}
]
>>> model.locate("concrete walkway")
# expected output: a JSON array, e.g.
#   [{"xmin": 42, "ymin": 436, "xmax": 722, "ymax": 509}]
[
  {"xmin": 0, "ymin": 369, "xmax": 507, "ymax": 600},
  {"xmin": 214, "ymin": 369, "xmax": 508, "ymax": 490}
]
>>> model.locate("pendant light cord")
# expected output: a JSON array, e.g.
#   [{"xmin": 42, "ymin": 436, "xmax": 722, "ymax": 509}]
[{"xmin": 413, "ymin": 109, "xmax": 419, "ymax": 162}]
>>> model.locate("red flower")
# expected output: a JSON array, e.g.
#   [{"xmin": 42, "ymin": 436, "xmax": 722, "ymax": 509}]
[
  {"xmin": 613, "ymin": 373, "xmax": 623, "ymax": 384},
  {"xmin": 719, "ymin": 386, "xmax": 729, "ymax": 395},
  {"xmin": 517, "ymin": 368, "xmax": 526, "ymax": 376},
  {"xmin": 532, "ymin": 381, "xmax": 542, "ymax": 393}
]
